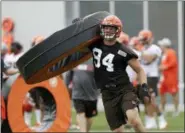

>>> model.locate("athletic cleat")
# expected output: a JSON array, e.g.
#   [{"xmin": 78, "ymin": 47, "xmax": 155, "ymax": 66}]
[
  {"xmin": 172, "ymin": 111, "xmax": 180, "ymax": 117},
  {"xmin": 145, "ymin": 117, "xmax": 158, "ymax": 129},
  {"xmin": 158, "ymin": 115, "xmax": 168, "ymax": 130}
]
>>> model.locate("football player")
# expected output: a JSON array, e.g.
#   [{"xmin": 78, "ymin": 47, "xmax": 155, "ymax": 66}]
[
  {"xmin": 88, "ymin": 15, "xmax": 150, "ymax": 132},
  {"xmin": 138, "ymin": 30, "xmax": 167, "ymax": 129},
  {"xmin": 158, "ymin": 38, "xmax": 179, "ymax": 117},
  {"xmin": 126, "ymin": 36, "xmax": 143, "ymax": 87},
  {"xmin": 65, "ymin": 58, "xmax": 99, "ymax": 132}
]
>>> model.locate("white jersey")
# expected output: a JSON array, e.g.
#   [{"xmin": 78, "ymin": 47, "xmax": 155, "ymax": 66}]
[
  {"xmin": 4, "ymin": 52, "xmax": 24, "ymax": 68},
  {"xmin": 140, "ymin": 44, "xmax": 161, "ymax": 77},
  {"xmin": 126, "ymin": 49, "xmax": 141, "ymax": 82}
]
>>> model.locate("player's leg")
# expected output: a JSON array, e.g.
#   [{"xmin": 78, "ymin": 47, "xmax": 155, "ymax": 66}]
[
  {"xmin": 122, "ymin": 91, "xmax": 146, "ymax": 132},
  {"xmin": 75, "ymin": 115, "xmax": 80, "ymax": 129},
  {"xmin": 158, "ymin": 82, "xmax": 167, "ymax": 113},
  {"xmin": 171, "ymin": 92, "xmax": 179, "ymax": 116},
  {"xmin": 150, "ymin": 91, "xmax": 167, "ymax": 129},
  {"xmin": 135, "ymin": 85, "xmax": 150, "ymax": 129},
  {"xmin": 22, "ymin": 92, "xmax": 34, "ymax": 127},
  {"xmin": 143, "ymin": 78, "xmax": 157, "ymax": 129},
  {"xmin": 126, "ymin": 107, "xmax": 146, "ymax": 132},
  {"xmin": 86, "ymin": 118, "xmax": 92, "ymax": 132},
  {"xmin": 24, "ymin": 111, "xmax": 32, "ymax": 126},
  {"xmin": 170, "ymin": 84, "xmax": 179, "ymax": 117},
  {"xmin": 85, "ymin": 100, "xmax": 98, "ymax": 132},
  {"xmin": 145, "ymin": 78, "xmax": 165, "ymax": 129},
  {"xmin": 30, "ymin": 89, "xmax": 42, "ymax": 126},
  {"xmin": 76, "ymin": 113, "xmax": 87, "ymax": 132},
  {"xmin": 112, "ymin": 125, "xmax": 124, "ymax": 132},
  {"xmin": 160, "ymin": 94, "xmax": 166, "ymax": 112},
  {"xmin": 148, "ymin": 77, "xmax": 167, "ymax": 129},
  {"xmin": 101, "ymin": 90, "xmax": 125, "ymax": 132},
  {"xmin": 146, "ymin": 85, "xmax": 157, "ymax": 129},
  {"xmin": 73, "ymin": 99, "xmax": 87, "ymax": 132}
]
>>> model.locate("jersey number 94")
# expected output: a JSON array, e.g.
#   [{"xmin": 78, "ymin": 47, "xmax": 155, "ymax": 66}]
[{"xmin": 93, "ymin": 48, "xmax": 115, "ymax": 72}]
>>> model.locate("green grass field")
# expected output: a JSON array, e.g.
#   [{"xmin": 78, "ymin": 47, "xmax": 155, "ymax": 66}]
[
  {"xmin": 69, "ymin": 110, "xmax": 184, "ymax": 132},
  {"xmin": 30, "ymin": 109, "xmax": 184, "ymax": 132}
]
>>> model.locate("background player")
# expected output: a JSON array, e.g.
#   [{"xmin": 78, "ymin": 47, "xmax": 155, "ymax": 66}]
[
  {"xmin": 65, "ymin": 58, "xmax": 100, "ymax": 132},
  {"xmin": 1, "ymin": 44, "xmax": 19, "ymax": 133},
  {"xmin": 138, "ymin": 30, "xmax": 167, "ymax": 129},
  {"xmin": 158, "ymin": 38, "xmax": 179, "ymax": 117}
]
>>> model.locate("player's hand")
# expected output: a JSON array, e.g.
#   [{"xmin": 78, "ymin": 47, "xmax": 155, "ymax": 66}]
[
  {"xmin": 3, "ymin": 74, "xmax": 9, "ymax": 81},
  {"xmin": 159, "ymin": 64, "xmax": 167, "ymax": 71},
  {"xmin": 137, "ymin": 83, "xmax": 151, "ymax": 104}
]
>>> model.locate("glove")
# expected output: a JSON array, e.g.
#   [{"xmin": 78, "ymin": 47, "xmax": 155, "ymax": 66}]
[{"xmin": 137, "ymin": 83, "xmax": 151, "ymax": 104}]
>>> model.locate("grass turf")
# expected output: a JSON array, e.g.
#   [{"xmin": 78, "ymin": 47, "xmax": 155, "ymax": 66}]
[
  {"xmin": 30, "ymin": 109, "xmax": 184, "ymax": 132},
  {"xmin": 69, "ymin": 110, "xmax": 184, "ymax": 132}
]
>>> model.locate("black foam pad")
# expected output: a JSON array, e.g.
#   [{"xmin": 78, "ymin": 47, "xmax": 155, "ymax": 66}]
[{"xmin": 16, "ymin": 11, "xmax": 111, "ymax": 84}]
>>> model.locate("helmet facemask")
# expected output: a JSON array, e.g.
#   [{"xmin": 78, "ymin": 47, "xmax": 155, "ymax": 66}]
[{"xmin": 100, "ymin": 24, "xmax": 120, "ymax": 41}]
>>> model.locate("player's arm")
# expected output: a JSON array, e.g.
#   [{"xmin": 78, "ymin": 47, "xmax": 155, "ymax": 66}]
[
  {"xmin": 64, "ymin": 70, "xmax": 74, "ymax": 88},
  {"xmin": 128, "ymin": 58, "xmax": 150, "ymax": 104},
  {"xmin": 123, "ymin": 45, "xmax": 146, "ymax": 84},
  {"xmin": 141, "ymin": 53, "xmax": 158, "ymax": 64},
  {"xmin": 141, "ymin": 46, "xmax": 162, "ymax": 64},
  {"xmin": 2, "ymin": 58, "xmax": 19, "ymax": 75},
  {"xmin": 4, "ymin": 68, "xmax": 19, "ymax": 75},
  {"xmin": 122, "ymin": 45, "xmax": 150, "ymax": 103},
  {"xmin": 159, "ymin": 51, "xmax": 177, "ymax": 71}
]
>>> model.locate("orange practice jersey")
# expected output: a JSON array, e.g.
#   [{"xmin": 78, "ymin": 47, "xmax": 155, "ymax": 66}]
[{"xmin": 160, "ymin": 48, "xmax": 178, "ymax": 84}]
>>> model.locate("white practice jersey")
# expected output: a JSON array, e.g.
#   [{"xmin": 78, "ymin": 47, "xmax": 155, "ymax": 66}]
[
  {"xmin": 4, "ymin": 52, "xmax": 24, "ymax": 68},
  {"xmin": 126, "ymin": 49, "xmax": 141, "ymax": 82},
  {"xmin": 140, "ymin": 44, "xmax": 161, "ymax": 77}
]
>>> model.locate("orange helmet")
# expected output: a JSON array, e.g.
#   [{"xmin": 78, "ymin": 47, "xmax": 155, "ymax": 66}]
[
  {"xmin": 129, "ymin": 36, "xmax": 140, "ymax": 46},
  {"xmin": 32, "ymin": 35, "xmax": 45, "ymax": 46},
  {"xmin": 100, "ymin": 15, "xmax": 123, "ymax": 40},
  {"xmin": 138, "ymin": 29, "xmax": 153, "ymax": 43},
  {"xmin": 129, "ymin": 36, "xmax": 144, "ymax": 51},
  {"xmin": 117, "ymin": 32, "xmax": 129, "ymax": 45}
]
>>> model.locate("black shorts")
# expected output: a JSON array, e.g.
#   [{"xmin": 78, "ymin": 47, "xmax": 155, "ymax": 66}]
[
  {"xmin": 101, "ymin": 84, "xmax": 140, "ymax": 130},
  {"xmin": 73, "ymin": 99, "xmax": 98, "ymax": 118},
  {"xmin": 147, "ymin": 77, "xmax": 159, "ymax": 96}
]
